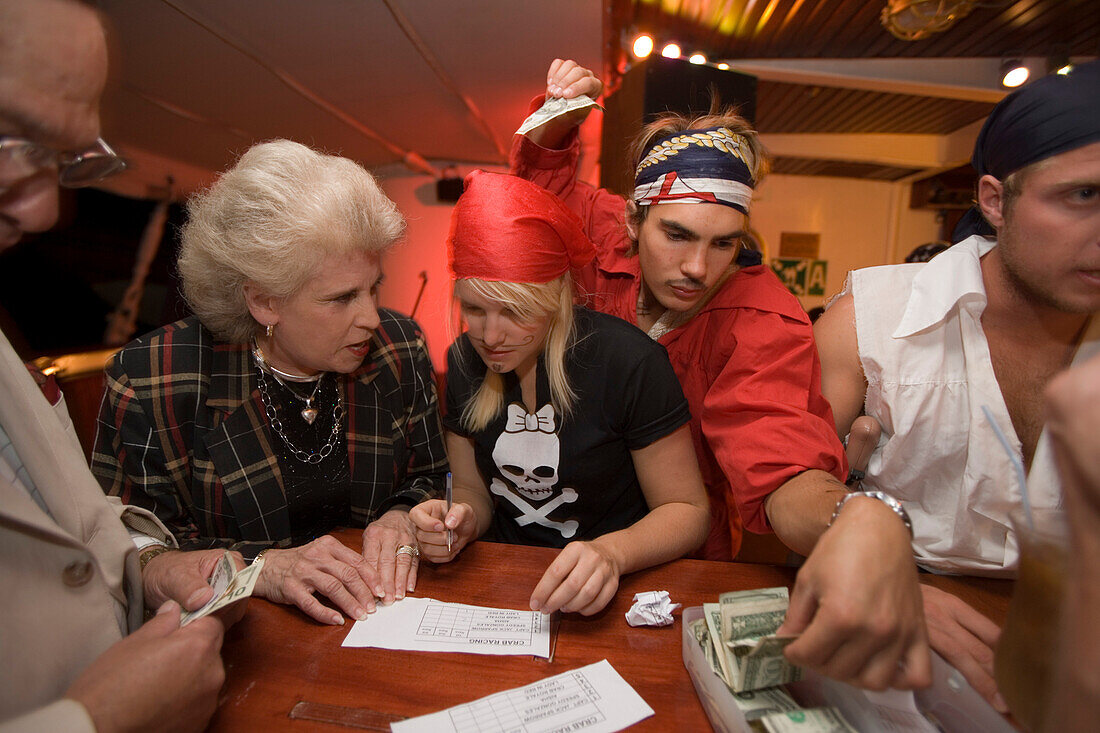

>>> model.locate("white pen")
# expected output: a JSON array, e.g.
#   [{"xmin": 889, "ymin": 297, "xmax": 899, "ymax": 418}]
[{"xmin": 445, "ymin": 471, "xmax": 453, "ymax": 552}]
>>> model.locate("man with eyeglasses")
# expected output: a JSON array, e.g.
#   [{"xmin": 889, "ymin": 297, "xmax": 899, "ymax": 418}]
[{"xmin": 1, "ymin": 2, "xmax": 239, "ymax": 731}]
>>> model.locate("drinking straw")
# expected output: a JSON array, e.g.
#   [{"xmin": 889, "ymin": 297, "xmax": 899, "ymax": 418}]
[{"xmin": 981, "ymin": 405, "xmax": 1034, "ymax": 530}]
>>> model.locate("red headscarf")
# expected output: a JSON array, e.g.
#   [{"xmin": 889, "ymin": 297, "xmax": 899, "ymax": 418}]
[{"xmin": 447, "ymin": 170, "xmax": 594, "ymax": 284}]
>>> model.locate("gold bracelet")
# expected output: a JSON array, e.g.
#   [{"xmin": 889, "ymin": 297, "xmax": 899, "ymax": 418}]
[{"xmin": 138, "ymin": 544, "xmax": 174, "ymax": 571}]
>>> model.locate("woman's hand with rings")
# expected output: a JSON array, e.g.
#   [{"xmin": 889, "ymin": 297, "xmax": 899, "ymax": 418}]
[
  {"xmin": 252, "ymin": 535, "xmax": 383, "ymax": 625},
  {"xmin": 362, "ymin": 508, "xmax": 421, "ymax": 604},
  {"xmin": 410, "ymin": 499, "xmax": 479, "ymax": 562}
]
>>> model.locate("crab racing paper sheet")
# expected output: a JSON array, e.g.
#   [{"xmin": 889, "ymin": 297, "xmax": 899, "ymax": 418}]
[{"xmin": 342, "ymin": 597, "xmax": 551, "ymax": 658}]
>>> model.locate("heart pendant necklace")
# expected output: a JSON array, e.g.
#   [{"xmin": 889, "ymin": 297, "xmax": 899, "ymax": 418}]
[
  {"xmin": 298, "ymin": 378, "xmax": 323, "ymax": 424},
  {"xmin": 269, "ymin": 371, "xmax": 324, "ymax": 425},
  {"xmin": 250, "ymin": 339, "xmax": 325, "ymax": 425},
  {"xmin": 300, "ymin": 385, "xmax": 321, "ymax": 425}
]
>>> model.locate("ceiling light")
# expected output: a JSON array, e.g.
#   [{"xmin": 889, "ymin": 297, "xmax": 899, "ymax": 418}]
[
  {"xmin": 632, "ymin": 34, "xmax": 654, "ymax": 60},
  {"xmin": 717, "ymin": 63, "xmax": 730, "ymax": 70},
  {"xmin": 1047, "ymin": 52, "xmax": 1073, "ymax": 76},
  {"xmin": 661, "ymin": 43, "xmax": 681, "ymax": 59},
  {"xmin": 689, "ymin": 53, "xmax": 707, "ymax": 65},
  {"xmin": 1001, "ymin": 59, "xmax": 1029, "ymax": 88},
  {"xmin": 881, "ymin": 0, "xmax": 975, "ymax": 41}
]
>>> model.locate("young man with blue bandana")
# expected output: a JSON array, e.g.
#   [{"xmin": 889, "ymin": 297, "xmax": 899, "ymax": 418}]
[
  {"xmin": 512, "ymin": 60, "xmax": 931, "ymax": 696},
  {"xmin": 816, "ymin": 60, "xmax": 1100, "ymax": 708}
]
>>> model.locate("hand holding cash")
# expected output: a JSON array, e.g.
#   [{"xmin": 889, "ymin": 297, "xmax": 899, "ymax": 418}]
[
  {"xmin": 179, "ymin": 551, "xmax": 264, "ymax": 626},
  {"xmin": 515, "ymin": 59, "xmax": 603, "ymax": 146},
  {"xmin": 701, "ymin": 587, "xmax": 803, "ymax": 693},
  {"xmin": 689, "ymin": 587, "xmax": 862, "ymax": 731},
  {"xmin": 516, "ymin": 94, "xmax": 602, "ymax": 136}
]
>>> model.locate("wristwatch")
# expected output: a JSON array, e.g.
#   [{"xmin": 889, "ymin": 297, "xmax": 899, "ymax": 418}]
[
  {"xmin": 829, "ymin": 490, "xmax": 913, "ymax": 538},
  {"xmin": 138, "ymin": 543, "xmax": 174, "ymax": 570}
]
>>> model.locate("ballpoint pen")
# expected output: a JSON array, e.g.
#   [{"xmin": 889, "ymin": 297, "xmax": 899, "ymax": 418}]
[{"xmin": 445, "ymin": 471, "xmax": 453, "ymax": 552}]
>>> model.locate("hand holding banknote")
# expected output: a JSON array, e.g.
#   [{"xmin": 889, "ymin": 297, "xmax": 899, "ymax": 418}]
[
  {"xmin": 65, "ymin": 600, "xmax": 227, "ymax": 733},
  {"xmin": 142, "ymin": 548, "xmax": 248, "ymax": 629},
  {"xmin": 778, "ymin": 495, "xmax": 931, "ymax": 692},
  {"xmin": 521, "ymin": 59, "xmax": 603, "ymax": 149},
  {"xmin": 545, "ymin": 58, "xmax": 603, "ymax": 104}
]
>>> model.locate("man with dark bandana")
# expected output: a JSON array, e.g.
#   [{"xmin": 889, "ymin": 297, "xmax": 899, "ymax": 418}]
[
  {"xmin": 816, "ymin": 60, "xmax": 1100, "ymax": 708},
  {"xmin": 511, "ymin": 61, "xmax": 939, "ymax": 697}
]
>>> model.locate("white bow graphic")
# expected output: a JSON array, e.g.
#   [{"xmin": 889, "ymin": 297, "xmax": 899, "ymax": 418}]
[{"xmin": 503, "ymin": 403, "xmax": 556, "ymax": 434}]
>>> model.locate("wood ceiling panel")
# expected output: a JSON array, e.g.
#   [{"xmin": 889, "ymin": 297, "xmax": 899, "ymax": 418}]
[
  {"xmin": 756, "ymin": 81, "xmax": 996, "ymax": 134},
  {"xmin": 629, "ymin": 0, "xmax": 1098, "ymax": 58},
  {"xmin": 772, "ymin": 156, "xmax": 920, "ymax": 180},
  {"xmin": 616, "ymin": 0, "xmax": 1092, "ymax": 180}
]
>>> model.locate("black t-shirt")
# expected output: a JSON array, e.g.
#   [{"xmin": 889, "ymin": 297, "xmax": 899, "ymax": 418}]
[{"xmin": 444, "ymin": 307, "xmax": 691, "ymax": 548}]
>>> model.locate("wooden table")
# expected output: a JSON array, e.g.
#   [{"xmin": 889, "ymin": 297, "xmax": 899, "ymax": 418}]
[{"xmin": 212, "ymin": 529, "xmax": 1013, "ymax": 731}]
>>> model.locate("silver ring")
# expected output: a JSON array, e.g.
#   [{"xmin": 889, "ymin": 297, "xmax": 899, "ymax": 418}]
[{"xmin": 395, "ymin": 544, "xmax": 420, "ymax": 559}]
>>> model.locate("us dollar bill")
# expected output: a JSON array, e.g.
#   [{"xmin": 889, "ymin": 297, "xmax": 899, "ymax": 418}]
[
  {"xmin": 690, "ymin": 617, "xmax": 725, "ymax": 679},
  {"xmin": 759, "ymin": 707, "xmax": 858, "ymax": 732},
  {"xmin": 719, "ymin": 588, "xmax": 803, "ymax": 691},
  {"xmin": 732, "ymin": 687, "xmax": 801, "ymax": 723},
  {"xmin": 691, "ymin": 615, "xmax": 801, "ymax": 725},
  {"xmin": 515, "ymin": 94, "xmax": 601, "ymax": 136},
  {"xmin": 180, "ymin": 552, "xmax": 264, "ymax": 626},
  {"xmin": 703, "ymin": 603, "xmax": 735, "ymax": 685}
]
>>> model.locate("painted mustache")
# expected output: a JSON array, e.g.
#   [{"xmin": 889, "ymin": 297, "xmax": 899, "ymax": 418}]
[{"xmin": 475, "ymin": 334, "xmax": 536, "ymax": 350}]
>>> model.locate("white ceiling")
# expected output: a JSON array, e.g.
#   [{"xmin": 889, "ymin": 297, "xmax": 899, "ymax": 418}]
[{"xmin": 96, "ymin": 0, "xmax": 603, "ymax": 200}]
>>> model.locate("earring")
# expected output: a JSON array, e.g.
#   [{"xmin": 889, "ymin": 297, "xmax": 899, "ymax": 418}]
[{"xmin": 266, "ymin": 324, "xmax": 274, "ymax": 338}]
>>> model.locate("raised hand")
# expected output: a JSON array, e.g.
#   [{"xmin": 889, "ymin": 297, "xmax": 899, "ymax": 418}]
[{"xmin": 545, "ymin": 58, "xmax": 603, "ymax": 101}]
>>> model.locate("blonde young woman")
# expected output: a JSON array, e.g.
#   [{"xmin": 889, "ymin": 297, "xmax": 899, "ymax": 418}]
[{"xmin": 411, "ymin": 171, "xmax": 708, "ymax": 616}]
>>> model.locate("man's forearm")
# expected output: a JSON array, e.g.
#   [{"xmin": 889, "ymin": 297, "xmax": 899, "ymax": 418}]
[{"xmin": 763, "ymin": 470, "xmax": 849, "ymax": 555}]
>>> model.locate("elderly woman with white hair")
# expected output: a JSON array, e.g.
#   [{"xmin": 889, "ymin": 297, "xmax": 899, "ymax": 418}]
[{"xmin": 91, "ymin": 140, "xmax": 448, "ymax": 625}]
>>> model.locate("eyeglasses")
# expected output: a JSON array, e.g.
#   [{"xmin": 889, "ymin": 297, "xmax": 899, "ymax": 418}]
[{"xmin": 0, "ymin": 136, "xmax": 127, "ymax": 188}]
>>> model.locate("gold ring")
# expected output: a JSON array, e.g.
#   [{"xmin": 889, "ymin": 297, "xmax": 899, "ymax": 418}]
[{"xmin": 395, "ymin": 544, "xmax": 420, "ymax": 559}]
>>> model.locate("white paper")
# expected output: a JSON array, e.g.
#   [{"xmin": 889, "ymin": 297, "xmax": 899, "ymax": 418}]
[
  {"xmin": 342, "ymin": 596, "xmax": 551, "ymax": 657},
  {"xmin": 390, "ymin": 659, "xmax": 653, "ymax": 733},
  {"xmin": 625, "ymin": 590, "xmax": 680, "ymax": 627},
  {"xmin": 860, "ymin": 689, "xmax": 939, "ymax": 732}
]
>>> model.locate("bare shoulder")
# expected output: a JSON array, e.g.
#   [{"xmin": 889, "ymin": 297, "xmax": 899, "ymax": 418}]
[
  {"xmin": 813, "ymin": 293, "xmax": 867, "ymax": 436},
  {"xmin": 814, "ymin": 294, "xmax": 858, "ymax": 366}
]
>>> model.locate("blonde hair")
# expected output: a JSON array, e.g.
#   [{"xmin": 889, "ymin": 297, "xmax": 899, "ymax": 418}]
[
  {"xmin": 177, "ymin": 139, "xmax": 405, "ymax": 343},
  {"xmin": 626, "ymin": 104, "xmax": 770, "ymax": 246},
  {"xmin": 456, "ymin": 274, "xmax": 577, "ymax": 433}
]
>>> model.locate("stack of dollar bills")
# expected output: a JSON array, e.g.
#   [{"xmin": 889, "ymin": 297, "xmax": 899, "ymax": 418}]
[{"xmin": 689, "ymin": 586, "xmax": 858, "ymax": 732}]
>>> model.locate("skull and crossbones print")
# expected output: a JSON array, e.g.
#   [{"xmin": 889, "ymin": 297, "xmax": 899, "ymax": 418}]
[{"xmin": 489, "ymin": 402, "xmax": 579, "ymax": 538}]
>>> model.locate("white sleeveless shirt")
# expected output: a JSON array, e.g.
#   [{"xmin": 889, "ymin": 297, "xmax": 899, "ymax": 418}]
[{"xmin": 845, "ymin": 235, "xmax": 1099, "ymax": 576}]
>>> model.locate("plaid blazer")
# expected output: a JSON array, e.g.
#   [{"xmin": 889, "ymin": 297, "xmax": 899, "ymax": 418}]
[{"xmin": 91, "ymin": 311, "xmax": 448, "ymax": 558}]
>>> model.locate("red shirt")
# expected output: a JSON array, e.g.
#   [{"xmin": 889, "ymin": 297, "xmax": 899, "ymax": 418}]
[{"xmin": 511, "ymin": 129, "xmax": 847, "ymax": 560}]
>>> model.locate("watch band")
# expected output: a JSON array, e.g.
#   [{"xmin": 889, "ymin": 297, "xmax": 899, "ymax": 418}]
[
  {"xmin": 829, "ymin": 490, "xmax": 913, "ymax": 538},
  {"xmin": 138, "ymin": 543, "xmax": 174, "ymax": 570}
]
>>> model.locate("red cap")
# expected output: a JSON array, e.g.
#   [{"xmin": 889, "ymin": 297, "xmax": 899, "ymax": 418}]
[{"xmin": 447, "ymin": 170, "xmax": 594, "ymax": 283}]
